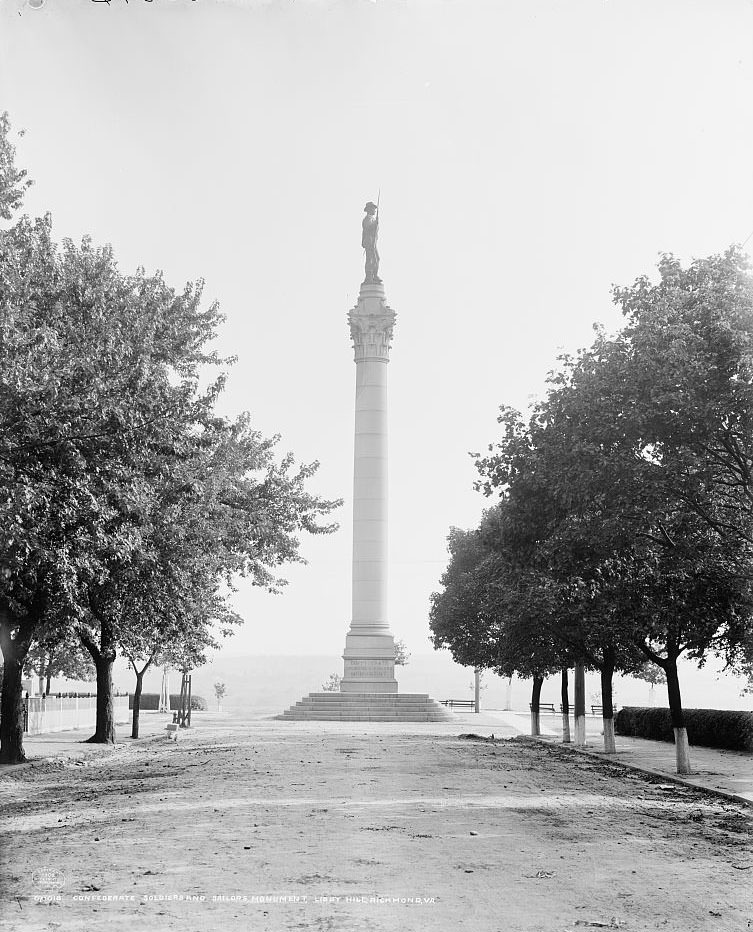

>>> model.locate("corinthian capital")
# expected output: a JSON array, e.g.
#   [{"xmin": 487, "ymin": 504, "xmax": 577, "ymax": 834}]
[{"xmin": 348, "ymin": 297, "xmax": 396, "ymax": 362}]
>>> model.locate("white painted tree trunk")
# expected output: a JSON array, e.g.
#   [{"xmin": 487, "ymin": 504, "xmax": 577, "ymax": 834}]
[
  {"xmin": 159, "ymin": 668, "xmax": 170, "ymax": 713},
  {"xmin": 505, "ymin": 676, "xmax": 512, "ymax": 711},
  {"xmin": 560, "ymin": 668, "xmax": 571, "ymax": 743},
  {"xmin": 664, "ymin": 658, "xmax": 691, "ymax": 775},
  {"xmin": 573, "ymin": 664, "xmax": 586, "ymax": 745},
  {"xmin": 674, "ymin": 727, "xmax": 692, "ymax": 774},
  {"xmin": 602, "ymin": 717, "xmax": 616, "ymax": 753},
  {"xmin": 530, "ymin": 710, "xmax": 541, "ymax": 737},
  {"xmin": 561, "ymin": 713, "xmax": 571, "ymax": 743},
  {"xmin": 574, "ymin": 715, "xmax": 586, "ymax": 746}
]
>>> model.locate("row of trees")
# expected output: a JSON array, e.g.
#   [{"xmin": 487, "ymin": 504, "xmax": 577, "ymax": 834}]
[
  {"xmin": 0, "ymin": 114, "xmax": 340, "ymax": 763},
  {"xmin": 431, "ymin": 247, "xmax": 753, "ymax": 773}
]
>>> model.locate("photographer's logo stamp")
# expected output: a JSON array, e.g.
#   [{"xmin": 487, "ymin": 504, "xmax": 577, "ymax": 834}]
[{"xmin": 32, "ymin": 868, "xmax": 67, "ymax": 890}]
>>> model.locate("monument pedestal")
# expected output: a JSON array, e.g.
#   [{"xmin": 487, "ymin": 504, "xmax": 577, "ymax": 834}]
[{"xmin": 341, "ymin": 654, "xmax": 397, "ymax": 694}]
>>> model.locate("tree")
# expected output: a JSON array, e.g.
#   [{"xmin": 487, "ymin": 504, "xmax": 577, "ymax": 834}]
[
  {"xmin": 77, "ymin": 397, "xmax": 340, "ymax": 745},
  {"xmin": 0, "ymin": 217, "xmax": 154, "ymax": 763},
  {"xmin": 429, "ymin": 526, "xmax": 498, "ymax": 671},
  {"xmin": 23, "ymin": 627, "xmax": 94, "ymax": 694},
  {"xmin": 608, "ymin": 249, "xmax": 753, "ymax": 751},
  {"xmin": 475, "ymin": 395, "xmax": 751, "ymax": 768},
  {"xmin": 321, "ymin": 673, "xmax": 341, "ymax": 692},
  {"xmin": 121, "ymin": 585, "xmax": 235, "ymax": 739},
  {"xmin": 611, "ymin": 249, "xmax": 753, "ymax": 556},
  {"xmin": 634, "ymin": 660, "xmax": 666, "ymax": 705},
  {"xmin": 469, "ymin": 668, "xmax": 488, "ymax": 715},
  {"xmin": 394, "ymin": 638, "xmax": 410, "ymax": 667},
  {"xmin": 472, "ymin": 249, "xmax": 753, "ymax": 772},
  {"xmin": 0, "ymin": 112, "xmax": 32, "ymax": 221},
  {"xmin": 50, "ymin": 245, "xmax": 231, "ymax": 745},
  {"xmin": 474, "ymin": 405, "xmax": 651, "ymax": 752},
  {"xmin": 429, "ymin": 516, "xmax": 566, "ymax": 738},
  {"xmin": 117, "ymin": 415, "xmax": 338, "ymax": 744},
  {"xmin": 560, "ymin": 253, "xmax": 753, "ymax": 771},
  {"xmin": 0, "ymin": 116, "xmax": 341, "ymax": 761},
  {"xmin": 214, "ymin": 682, "xmax": 227, "ymax": 711}
]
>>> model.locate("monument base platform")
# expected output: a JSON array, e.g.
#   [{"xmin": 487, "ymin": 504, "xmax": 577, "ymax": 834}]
[{"xmin": 276, "ymin": 692, "xmax": 456, "ymax": 722}]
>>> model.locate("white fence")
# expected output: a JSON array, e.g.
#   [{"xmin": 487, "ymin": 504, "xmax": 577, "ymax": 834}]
[{"xmin": 25, "ymin": 696, "xmax": 130, "ymax": 735}]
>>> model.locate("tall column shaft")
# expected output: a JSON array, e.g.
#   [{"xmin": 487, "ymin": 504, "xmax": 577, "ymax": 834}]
[
  {"xmin": 351, "ymin": 357, "xmax": 388, "ymax": 628},
  {"xmin": 341, "ymin": 280, "xmax": 397, "ymax": 694}
]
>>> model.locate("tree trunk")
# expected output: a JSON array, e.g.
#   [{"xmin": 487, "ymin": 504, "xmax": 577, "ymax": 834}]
[
  {"xmin": 87, "ymin": 652, "xmax": 115, "ymax": 743},
  {"xmin": 573, "ymin": 663, "xmax": 586, "ymax": 746},
  {"xmin": 664, "ymin": 656, "xmax": 691, "ymax": 774},
  {"xmin": 80, "ymin": 618, "xmax": 118, "ymax": 745},
  {"xmin": 80, "ymin": 626, "xmax": 117, "ymax": 744},
  {"xmin": 560, "ymin": 668, "xmax": 571, "ymax": 743},
  {"xmin": 530, "ymin": 674, "xmax": 544, "ymax": 737},
  {"xmin": 0, "ymin": 640, "xmax": 28, "ymax": 764},
  {"xmin": 187, "ymin": 674, "xmax": 192, "ymax": 728},
  {"xmin": 131, "ymin": 669, "xmax": 144, "ymax": 739},
  {"xmin": 600, "ymin": 661, "xmax": 616, "ymax": 754},
  {"xmin": 0, "ymin": 617, "xmax": 35, "ymax": 765},
  {"xmin": 44, "ymin": 650, "xmax": 56, "ymax": 695}
]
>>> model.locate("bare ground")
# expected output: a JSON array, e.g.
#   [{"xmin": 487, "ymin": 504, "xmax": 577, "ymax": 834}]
[{"xmin": 0, "ymin": 716, "xmax": 751, "ymax": 932}]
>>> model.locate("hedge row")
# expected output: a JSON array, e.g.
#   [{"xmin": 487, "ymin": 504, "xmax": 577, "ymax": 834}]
[
  {"xmin": 128, "ymin": 693, "xmax": 208, "ymax": 712},
  {"xmin": 40, "ymin": 692, "xmax": 128, "ymax": 699},
  {"xmin": 614, "ymin": 706, "xmax": 753, "ymax": 752}
]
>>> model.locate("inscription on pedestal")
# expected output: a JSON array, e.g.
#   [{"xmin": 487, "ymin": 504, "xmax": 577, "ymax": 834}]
[{"xmin": 345, "ymin": 659, "xmax": 394, "ymax": 679}]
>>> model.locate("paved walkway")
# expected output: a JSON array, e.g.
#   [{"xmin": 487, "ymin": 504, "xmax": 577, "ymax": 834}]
[
  {"xmin": 2, "ymin": 711, "xmax": 168, "ymax": 768},
  {"xmin": 5, "ymin": 708, "xmax": 751, "ymax": 805},
  {"xmin": 483, "ymin": 709, "xmax": 753, "ymax": 806}
]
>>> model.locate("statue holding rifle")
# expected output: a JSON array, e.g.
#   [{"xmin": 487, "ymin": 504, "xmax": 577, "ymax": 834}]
[{"xmin": 362, "ymin": 199, "xmax": 381, "ymax": 283}]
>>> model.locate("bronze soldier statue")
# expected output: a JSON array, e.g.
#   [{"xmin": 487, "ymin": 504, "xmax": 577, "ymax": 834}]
[{"xmin": 362, "ymin": 201, "xmax": 381, "ymax": 283}]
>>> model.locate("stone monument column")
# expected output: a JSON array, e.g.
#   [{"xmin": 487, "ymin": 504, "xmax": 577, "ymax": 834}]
[
  {"xmin": 340, "ymin": 277, "xmax": 398, "ymax": 693},
  {"xmin": 277, "ymin": 203, "xmax": 453, "ymax": 722}
]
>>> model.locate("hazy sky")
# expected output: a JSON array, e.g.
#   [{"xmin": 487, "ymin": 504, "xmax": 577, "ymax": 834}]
[{"xmin": 2, "ymin": 0, "xmax": 753, "ymax": 660}]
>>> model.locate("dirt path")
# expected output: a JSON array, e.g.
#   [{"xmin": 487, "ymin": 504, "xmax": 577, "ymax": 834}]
[{"xmin": 1, "ymin": 716, "xmax": 751, "ymax": 932}]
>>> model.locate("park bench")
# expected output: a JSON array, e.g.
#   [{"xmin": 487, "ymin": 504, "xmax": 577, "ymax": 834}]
[
  {"xmin": 591, "ymin": 705, "xmax": 603, "ymax": 716},
  {"xmin": 530, "ymin": 703, "xmax": 557, "ymax": 714},
  {"xmin": 441, "ymin": 699, "xmax": 477, "ymax": 710}
]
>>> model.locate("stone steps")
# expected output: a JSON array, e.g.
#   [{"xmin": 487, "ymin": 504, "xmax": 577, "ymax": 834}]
[
  {"xmin": 303, "ymin": 693, "xmax": 440, "ymax": 699},
  {"xmin": 289, "ymin": 701, "xmax": 443, "ymax": 709},
  {"xmin": 292, "ymin": 708, "xmax": 446, "ymax": 713},
  {"xmin": 276, "ymin": 692, "xmax": 456, "ymax": 722}
]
